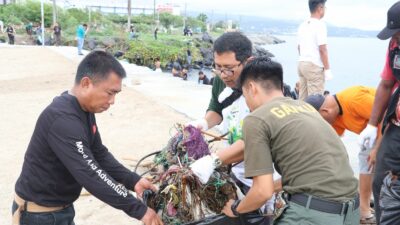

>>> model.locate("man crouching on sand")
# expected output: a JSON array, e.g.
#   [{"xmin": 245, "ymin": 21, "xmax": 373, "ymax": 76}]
[
  {"xmin": 11, "ymin": 51, "xmax": 163, "ymax": 225},
  {"xmin": 222, "ymin": 57, "xmax": 359, "ymax": 225}
]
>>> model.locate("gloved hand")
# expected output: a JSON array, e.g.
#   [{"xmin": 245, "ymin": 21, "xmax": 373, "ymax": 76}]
[
  {"xmin": 186, "ymin": 118, "xmax": 208, "ymax": 131},
  {"xmin": 324, "ymin": 69, "xmax": 333, "ymax": 81},
  {"xmin": 358, "ymin": 124, "xmax": 378, "ymax": 149},
  {"xmin": 190, "ymin": 155, "xmax": 218, "ymax": 184}
]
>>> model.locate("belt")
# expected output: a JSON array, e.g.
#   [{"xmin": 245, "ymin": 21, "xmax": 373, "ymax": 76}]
[
  {"xmin": 288, "ymin": 193, "xmax": 359, "ymax": 215},
  {"xmin": 12, "ymin": 193, "xmax": 70, "ymax": 225},
  {"xmin": 14, "ymin": 193, "xmax": 69, "ymax": 212}
]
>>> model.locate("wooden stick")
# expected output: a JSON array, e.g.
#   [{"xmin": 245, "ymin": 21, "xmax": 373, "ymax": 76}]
[{"xmin": 201, "ymin": 130, "xmax": 228, "ymax": 140}]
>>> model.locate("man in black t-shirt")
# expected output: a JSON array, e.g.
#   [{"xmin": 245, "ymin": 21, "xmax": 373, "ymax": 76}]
[
  {"xmin": 12, "ymin": 51, "xmax": 163, "ymax": 225},
  {"xmin": 53, "ymin": 22, "xmax": 62, "ymax": 46},
  {"xmin": 6, "ymin": 24, "xmax": 15, "ymax": 45}
]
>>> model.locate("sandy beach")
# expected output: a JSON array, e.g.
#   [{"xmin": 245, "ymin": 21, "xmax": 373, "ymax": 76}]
[{"xmin": 0, "ymin": 46, "xmax": 194, "ymax": 224}]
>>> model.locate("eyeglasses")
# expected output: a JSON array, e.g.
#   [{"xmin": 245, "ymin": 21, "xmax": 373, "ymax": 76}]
[{"xmin": 213, "ymin": 62, "xmax": 242, "ymax": 76}]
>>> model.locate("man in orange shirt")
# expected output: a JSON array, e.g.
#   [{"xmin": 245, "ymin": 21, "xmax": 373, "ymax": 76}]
[{"xmin": 306, "ymin": 86, "xmax": 379, "ymax": 224}]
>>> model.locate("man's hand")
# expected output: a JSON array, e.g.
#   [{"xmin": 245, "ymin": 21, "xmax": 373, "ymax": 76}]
[
  {"xmin": 358, "ymin": 124, "xmax": 378, "ymax": 148},
  {"xmin": 222, "ymin": 199, "xmax": 237, "ymax": 218},
  {"xmin": 134, "ymin": 178, "xmax": 157, "ymax": 198},
  {"xmin": 368, "ymin": 148, "xmax": 378, "ymax": 172},
  {"xmin": 141, "ymin": 207, "xmax": 164, "ymax": 225},
  {"xmin": 324, "ymin": 69, "xmax": 333, "ymax": 81},
  {"xmin": 190, "ymin": 155, "xmax": 216, "ymax": 184},
  {"xmin": 186, "ymin": 118, "xmax": 208, "ymax": 131}
]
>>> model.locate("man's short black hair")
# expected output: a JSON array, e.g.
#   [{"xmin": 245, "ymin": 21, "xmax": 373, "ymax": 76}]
[
  {"xmin": 75, "ymin": 50, "xmax": 126, "ymax": 84},
  {"xmin": 213, "ymin": 32, "xmax": 252, "ymax": 63},
  {"xmin": 240, "ymin": 57, "xmax": 283, "ymax": 91},
  {"xmin": 309, "ymin": 0, "xmax": 326, "ymax": 13}
]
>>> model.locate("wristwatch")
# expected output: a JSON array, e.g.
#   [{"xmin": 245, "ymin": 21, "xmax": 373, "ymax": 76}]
[
  {"xmin": 211, "ymin": 154, "xmax": 222, "ymax": 167},
  {"xmin": 231, "ymin": 199, "xmax": 241, "ymax": 217}
]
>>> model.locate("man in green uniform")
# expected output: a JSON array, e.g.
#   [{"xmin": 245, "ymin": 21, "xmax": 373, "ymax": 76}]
[{"xmin": 222, "ymin": 57, "xmax": 359, "ymax": 225}]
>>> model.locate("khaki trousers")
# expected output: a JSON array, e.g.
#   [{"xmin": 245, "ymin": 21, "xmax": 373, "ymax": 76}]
[{"xmin": 298, "ymin": 61, "xmax": 325, "ymax": 100}]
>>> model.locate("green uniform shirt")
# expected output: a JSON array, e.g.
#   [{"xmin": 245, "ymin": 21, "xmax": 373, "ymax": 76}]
[
  {"xmin": 207, "ymin": 76, "xmax": 226, "ymax": 116},
  {"xmin": 243, "ymin": 97, "xmax": 358, "ymax": 202}
]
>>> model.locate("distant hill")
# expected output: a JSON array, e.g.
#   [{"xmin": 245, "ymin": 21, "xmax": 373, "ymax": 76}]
[
  {"xmin": 238, "ymin": 16, "xmax": 379, "ymax": 37},
  {"xmin": 188, "ymin": 12, "xmax": 379, "ymax": 38}
]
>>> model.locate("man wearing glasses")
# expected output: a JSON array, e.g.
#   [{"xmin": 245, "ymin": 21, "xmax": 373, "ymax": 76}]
[{"xmin": 189, "ymin": 31, "xmax": 277, "ymax": 224}]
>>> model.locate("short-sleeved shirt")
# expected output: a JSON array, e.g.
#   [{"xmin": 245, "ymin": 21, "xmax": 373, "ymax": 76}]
[
  {"xmin": 243, "ymin": 97, "xmax": 358, "ymax": 202},
  {"xmin": 6, "ymin": 26, "xmax": 14, "ymax": 35},
  {"xmin": 333, "ymin": 86, "xmax": 376, "ymax": 135},
  {"xmin": 381, "ymin": 40, "xmax": 399, "ymax": 81},
  {"xmin": 76, "ymin": 25, "xmax": 86, "ymax": 39},
  {"xmin": 54, "ymin": 26, "xmax": 61, "ymax": 35},
  {"xmin": 297, "ymin": 18, "xmax": 327, "ymax": 67},
  {"xmin": 380, "ymin": 40, "xmax": 400, "ymax": 125}
]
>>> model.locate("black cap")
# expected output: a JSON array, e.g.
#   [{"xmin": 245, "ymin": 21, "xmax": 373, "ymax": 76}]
[
  {"xmin": 378, "ymin": 1, "xmax": 400, "ymax": 40},
  {"xmin": 305, "ymin": 94, "xmax": 325, "ymax": 111}
]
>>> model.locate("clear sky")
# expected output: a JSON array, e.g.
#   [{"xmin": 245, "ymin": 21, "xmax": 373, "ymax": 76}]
[{"xmin": 152, "ymin": 0, "xmax": 399, "ymax": 31}]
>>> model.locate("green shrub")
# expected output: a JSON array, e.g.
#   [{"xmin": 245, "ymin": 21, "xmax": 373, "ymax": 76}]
[
  {"xmin": 0, "ymin": 0, "xmax": 53, "ymax": 26},
  {"xmin": 125, "ymin": 34, "xmax": 202, "ymax": 68},
  {"xmin": 106, "ymin": 14, "xmax": 127, "ymax": 25}
]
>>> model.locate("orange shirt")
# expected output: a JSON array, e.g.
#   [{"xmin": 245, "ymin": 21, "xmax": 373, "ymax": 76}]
[{"xmin": 333, "ymin": 86, "xmax": 376, "ymax": 136}]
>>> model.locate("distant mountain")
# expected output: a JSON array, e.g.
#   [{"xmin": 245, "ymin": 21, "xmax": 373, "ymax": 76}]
[
  {"xmin": 188, "ymin": 11, "xmax": 379, "ymax": 38},
  {"xmin": 238, "ymin": 16, "xmax": 379, "ymax": 37}
]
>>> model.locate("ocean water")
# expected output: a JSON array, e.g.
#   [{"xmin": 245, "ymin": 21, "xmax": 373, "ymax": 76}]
[{"xmin": 264, "ymin": 35, "xmax": 390, "ymax": 93}]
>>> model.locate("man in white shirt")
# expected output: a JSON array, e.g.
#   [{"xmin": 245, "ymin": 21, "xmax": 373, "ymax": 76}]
[{"xmin": 297, "ymin": 0, "xmax": 332, "ymax": 100}]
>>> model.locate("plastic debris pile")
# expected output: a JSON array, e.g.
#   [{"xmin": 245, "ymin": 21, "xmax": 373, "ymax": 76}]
[{"xmin": 144, "ymin": 125, "xmax": 237, "ymax": 224}]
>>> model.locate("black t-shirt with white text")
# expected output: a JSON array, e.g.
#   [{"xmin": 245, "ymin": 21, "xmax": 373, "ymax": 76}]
[{"xmin": 15, "ymin": 92, "xmax": 147, "ymax": 219}]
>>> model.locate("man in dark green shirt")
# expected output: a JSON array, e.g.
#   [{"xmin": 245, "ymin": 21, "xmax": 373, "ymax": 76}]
[{"xmin": 222, "ymin": 57, "xmax": 359, "ymax": 225}]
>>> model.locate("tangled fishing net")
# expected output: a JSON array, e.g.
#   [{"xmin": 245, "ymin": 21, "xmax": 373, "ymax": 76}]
[{"xmin": 143, "ymin": 124, "xmax": 238, "ymax": 224}]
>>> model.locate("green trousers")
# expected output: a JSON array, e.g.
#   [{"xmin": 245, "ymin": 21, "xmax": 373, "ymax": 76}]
[{"xmin": 274, "ymin": 200, "xmax": 359, "ymax": 225}]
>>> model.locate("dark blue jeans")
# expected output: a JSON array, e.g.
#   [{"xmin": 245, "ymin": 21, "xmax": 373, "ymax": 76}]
[{"xmin": 12, "ymin": 201, "xmax": 75, "ymax": 225}]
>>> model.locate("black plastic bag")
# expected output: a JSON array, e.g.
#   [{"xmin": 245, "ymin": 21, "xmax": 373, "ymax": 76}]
[{"xmin": 183, "ymin": 210, "xmax": 269, "ymax": 225}]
